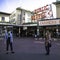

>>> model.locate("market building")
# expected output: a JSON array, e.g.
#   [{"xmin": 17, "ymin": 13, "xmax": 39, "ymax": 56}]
[
  {"xmin": 9, "ymin": 0, "xmax": 60, "ymax": 38},
  {"xmin": 0, "ymin": 12, "xmax": 11, "ymax": 37},
  {"xmin": 10, "ymin": 7, "xmax": 36, "ymax": 37},
  {"xmin": 0, "ymin": 0, "xmax": 60, "ymax": 38},
  {"xmin": 35, "ymin": 0, "xmax": 60, "ymax": 38}
]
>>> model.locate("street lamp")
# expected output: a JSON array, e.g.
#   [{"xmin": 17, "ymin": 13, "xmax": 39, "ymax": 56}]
[
  {"xmin": 37, "ymin": 20, "xmax": 39, "ymax": 40},
  {"xmin": 56, "ymin": 27, "xmax": 59, "ymax": 40}
]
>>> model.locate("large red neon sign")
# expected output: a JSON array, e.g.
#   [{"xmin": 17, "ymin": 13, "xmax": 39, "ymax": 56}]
[{"xmin": 31, "ymin": 4, "xmax": 53, "ymax": 20}]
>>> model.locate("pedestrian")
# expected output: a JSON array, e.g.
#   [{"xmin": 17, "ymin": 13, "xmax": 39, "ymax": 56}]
[
  {"xmin": 5, "ymin": 30, "xmax": 14, "ymax": 54},
  {"xmin": 34, "ymin": 34, "xmax": 37, "ymax": 40},
  {"xmin": 45, "ymin": 31, "xmax": 51, "ymax": 55}
]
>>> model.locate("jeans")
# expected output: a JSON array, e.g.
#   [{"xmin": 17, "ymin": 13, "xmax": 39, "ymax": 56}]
[
  {"xmin": 6, "ymin": 39, "xmax": 13, "ymax": 51},
  {"xmin": 45, "ymin": 45, "xmax": 50, "ymax": 54}
]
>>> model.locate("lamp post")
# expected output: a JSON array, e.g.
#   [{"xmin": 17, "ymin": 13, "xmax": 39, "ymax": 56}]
[
  {"xmin": 37, "ymin": 20, "xmax": 39, "ymax": 40},
  {"xmin": 56, "ymin": 25, "xmax": 59, "ymax": 40}
]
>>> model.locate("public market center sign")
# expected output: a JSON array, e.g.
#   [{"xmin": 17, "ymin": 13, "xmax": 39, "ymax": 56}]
[{"xmin": 31, "ymin": 4, "xmax": 53, "ymax": 20}]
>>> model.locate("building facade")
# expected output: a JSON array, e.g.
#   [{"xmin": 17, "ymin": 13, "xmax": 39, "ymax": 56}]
[
  {"xmin": 1, "ymin": 1, "xmax": 60, "ymax": 38},
  {"xmin": 10, "ymin": 7, "xmax": 34, "ymax": 37},
  {"xmin": 9, "ymin": 2, "xmax": 60, "ymax": 38},
  {"xmin": 10, "ymin": 7, "xmax": 33, "ymax": 25},
  {"xmin": 0, "ymin": 12, "xmax": 11, "ymax": 37},
  {"xmin": 36, "ymin": 1, "xmax": 60, "ymax": 38},
  {"xmin": 53, "ymin": 0, "xmax": 60, "ymax": 18},
  {"xmin": 0, "ymin": 12, "xmax": 10, "ymax": 23}
]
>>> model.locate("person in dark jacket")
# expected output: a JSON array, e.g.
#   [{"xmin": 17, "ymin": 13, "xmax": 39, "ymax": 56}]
[
  {"xmin": 5, "ymin": 30, "xmax": 14, "ymax": 54},
  {"xmin": 45, "ymin": 31, "xmax": 51, "ymax": 55}
]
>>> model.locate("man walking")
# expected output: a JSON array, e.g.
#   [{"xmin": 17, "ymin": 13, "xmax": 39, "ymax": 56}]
[{"xmin": 5, "ymin": 30, "xmax": 14, "ymax": 54}]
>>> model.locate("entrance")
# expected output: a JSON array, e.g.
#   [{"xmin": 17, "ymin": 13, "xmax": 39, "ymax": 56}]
[
  {"xmin": 39, "ymin": 25, "xmax": 60, "ymax": 38},
  {"xmin": 45, "ymin": 26, "xmax": 56, "ymax": 38},
  {"xmin": 13, "ymin": 26, "xmax": 19, "ymax": 37},
  {"xmin": 20, "ymin": 26, "xmax": 37, "ymax": 37}
]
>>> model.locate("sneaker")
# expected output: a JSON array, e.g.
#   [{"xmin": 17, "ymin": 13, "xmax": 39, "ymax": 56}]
[
  {"xmin": 11, "ymin": 51, "xmax": 15, "ymax": 54},
  {"xmin": 45, "ymin": 53, "xmax": 49, "ymax": 55},
  {"xmin": 6, "ymin": 52, "xmax": 8, "ymax": 54}
]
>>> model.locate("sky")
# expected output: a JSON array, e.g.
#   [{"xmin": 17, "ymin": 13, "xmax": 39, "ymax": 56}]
[{"xmin": 0, "ymin": 0, "xmax": 56, "ymax": 13}]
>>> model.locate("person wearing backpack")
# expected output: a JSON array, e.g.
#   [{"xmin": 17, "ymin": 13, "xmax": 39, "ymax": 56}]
[{"xmin": 5, "ymin": 30, "xmax": 14, "ymax": 54}]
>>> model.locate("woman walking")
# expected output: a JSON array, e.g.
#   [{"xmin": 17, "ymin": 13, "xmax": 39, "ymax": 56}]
[{"xmin": 45, "ymin": 31, "xmax": 51, "ymax": 55}]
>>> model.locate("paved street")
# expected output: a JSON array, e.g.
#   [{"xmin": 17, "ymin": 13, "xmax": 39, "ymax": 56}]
[{"xmin": 0, "ymin": 37, "xmax": 60, "ymax": 60}]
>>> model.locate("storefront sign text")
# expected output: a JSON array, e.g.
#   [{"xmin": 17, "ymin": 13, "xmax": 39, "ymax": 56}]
[{"xmin": 39, "ymin": 20, "xmax": 60, "ymax": 26}]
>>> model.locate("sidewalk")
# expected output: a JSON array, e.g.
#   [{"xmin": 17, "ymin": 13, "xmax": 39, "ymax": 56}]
[
  {"xmin": 0, "ymin": 37, "xmax": 60, "ymax": 60},
  {"xmin": 35, "ymin": 37, "xmax": 60, "ymax": 41}
]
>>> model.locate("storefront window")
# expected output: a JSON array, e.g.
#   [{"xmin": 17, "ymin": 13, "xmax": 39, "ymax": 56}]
[{"xmin": 1, "ymin": 17, "xmax": 5, "ymax": 22}]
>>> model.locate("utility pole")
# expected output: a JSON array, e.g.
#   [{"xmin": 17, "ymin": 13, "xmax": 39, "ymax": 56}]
[
  {"xmin": 37, "ymin": 20, "xmax": 39, "ymax": 40},
  {"xmin": 56, "ymin": 25, "xmax": 59, "ymax": 40}
]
